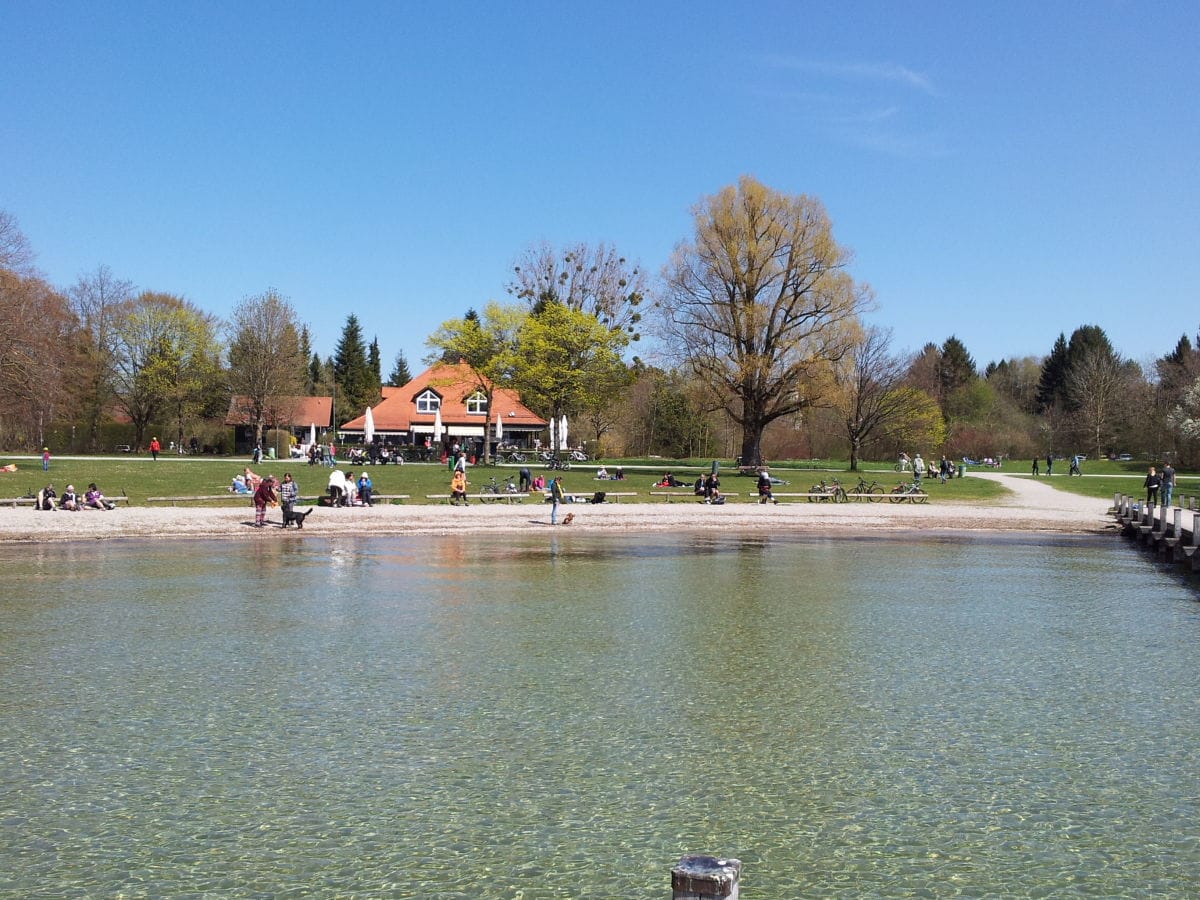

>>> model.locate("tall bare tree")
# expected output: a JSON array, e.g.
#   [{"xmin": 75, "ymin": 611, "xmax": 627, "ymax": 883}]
[
  {"xmin": 659, "ymin": 176, "xmax": 870, "ymax": 466},
  {"xmin": 508, "ymin": 242, "xmax": 647, "ymax": 341},
  {"xmin": 1066, "ymin": 347, "xmax": 1133, "ymax": 459},
  {"xmin": 0, "ymin": 209, "xmax": 35, "ymax": 275},
  {"xmin": 838, "ymin": 327, "xmax": 938, "ymax": 471},
  {"xmin": 227, "ymin": 289, "xmax": 306, "ymax": 448},
  {"xmin": 68, "ymin": 265, "xmax": 134, "ymax": 450}
]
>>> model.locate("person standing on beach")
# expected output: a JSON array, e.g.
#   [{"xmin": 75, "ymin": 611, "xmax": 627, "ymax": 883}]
[
  {"xmin": 149, "ymin": 437, "xmax": 160, "ymax": 461},
  {"xmin": 550, "ymin": 475, "xmax": 564, "ymax": 524},
  {"xmin": 253, "ymin": 475, "xmax": 278, "ymax": 527},
  {"xmin": 1161, "ymin": 461, "xmax": 1176, "ymax": 508},
  {"xmin": 279, "ymin": 472, "xmax": 298, "ymax": 523},
  {"xmin": 1144, "ymin": 466, "xmax": 1161, "ymax": 507}
]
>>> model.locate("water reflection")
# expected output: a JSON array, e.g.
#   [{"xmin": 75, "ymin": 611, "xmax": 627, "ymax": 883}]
[{"xmin": 1, "ymin": 534, "xmax": 1199, "ymax": 895}]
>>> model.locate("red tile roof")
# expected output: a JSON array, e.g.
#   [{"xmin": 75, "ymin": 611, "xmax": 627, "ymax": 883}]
[
  {"xmin": 340, "ymin": 362, "xmax": 545, "ymax": 433},
  {"xmin": 225, "ymin": 396, "xmax": 333, "ymax": 428}
]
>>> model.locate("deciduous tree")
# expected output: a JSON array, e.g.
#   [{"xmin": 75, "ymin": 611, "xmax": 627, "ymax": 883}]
[
  {"xmin": 659, "ymin": 176, "xmax": 869, "ymax": 466},
  {"xmin": 68, "ymin": 265, "xmax": 133, "ymax": 450},
  {"xmin": 227, "ymin": 289, "xmax": 306, "ymax": 448}
]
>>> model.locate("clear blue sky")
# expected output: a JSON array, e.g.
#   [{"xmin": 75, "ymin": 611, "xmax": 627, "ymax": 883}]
[{"xmin": 3, "ymin": 1, "xmax": 1197, "ymax": 376}]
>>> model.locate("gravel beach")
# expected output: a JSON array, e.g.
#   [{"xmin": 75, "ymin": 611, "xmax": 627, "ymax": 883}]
[{"xmin": 0, "ymin": 474, "xmax": 1112, "ymax": 543}]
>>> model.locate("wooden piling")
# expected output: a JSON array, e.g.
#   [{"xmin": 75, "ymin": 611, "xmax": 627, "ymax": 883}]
[{"xmin": 672, "ymin": 855, "xmax": 742, "ymax": 899}]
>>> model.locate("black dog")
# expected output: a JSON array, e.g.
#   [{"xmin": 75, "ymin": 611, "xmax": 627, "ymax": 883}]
[{"xmin": 282, "ymin": 507, "xmax": 314, "ymax": 529}]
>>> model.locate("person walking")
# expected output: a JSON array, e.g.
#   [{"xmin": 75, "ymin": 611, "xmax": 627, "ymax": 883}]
[
  {"xmin": 149, "ymin": 436, "xmax": 160, "ymax": 461},
  {"xmin": 1045, "ymin": 454, "xmax": 1053, "ymax": 476},
  {"xmin": 41, "ymin": 447, "xmax": 50, "ymax": 471},
  {"xmin": 1161, "ymin": 461, "xmax": 1176, "ymax": 508},
  {"xmin": 1144, "ymin": 466, "xmax": 1161, "ymax": 507},
  {"xmin": 550, "ymin": 475, "xmax": 565, "ymax": 524},
  {"xmin": 1031, "ymin": 457, "xmax": 1039, "ymax": 477}
]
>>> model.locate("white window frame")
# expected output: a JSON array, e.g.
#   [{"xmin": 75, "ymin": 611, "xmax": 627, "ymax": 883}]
[
  {"xmin": 465, "ymin": 391, "xmax": 489, "ymax": 416},
  {"xmin": 416, "ymin": 390, "xmax": 441, "ymax": 413}
]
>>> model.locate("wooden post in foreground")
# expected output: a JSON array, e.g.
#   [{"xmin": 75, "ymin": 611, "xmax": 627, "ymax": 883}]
[{"xmin": 672, "ymin": 855, "xmax": 741, "ymax": 899}]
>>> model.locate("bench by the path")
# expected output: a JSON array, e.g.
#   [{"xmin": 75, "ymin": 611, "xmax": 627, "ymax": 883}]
[{"xmin": 426, "ymin": 493, "xmax": 530, "ymax": 504}]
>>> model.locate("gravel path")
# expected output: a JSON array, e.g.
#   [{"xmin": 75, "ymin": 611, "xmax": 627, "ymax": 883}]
[{"xmin": 0, "ymin": 474, "xmax": 1114, "ymax": 544}]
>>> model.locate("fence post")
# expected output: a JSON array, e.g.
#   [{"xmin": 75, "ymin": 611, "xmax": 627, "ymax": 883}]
[
  {"xmin": 1173, "ymin": 508, "xmax": 1182, "ymax": 540},
  {"xmin": 1193, "ymin": 513, "xmax": 1200, "ymax": 550},
  {"xmin": 672, "ymin": 855, "xmax": 742, "ymax": 900}
]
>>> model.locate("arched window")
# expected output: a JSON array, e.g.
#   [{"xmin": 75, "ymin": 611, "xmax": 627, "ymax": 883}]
[
  {"xmin": 416, "ymin": 390, "xmax": 441, "ymax": 413},
  {"xmin": 465, "ymin": 391, "xmax": 489, "ymax": 415}
]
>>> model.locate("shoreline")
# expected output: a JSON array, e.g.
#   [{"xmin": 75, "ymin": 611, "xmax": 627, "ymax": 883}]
[{"xmin": 0, "ymin": 474, "xmax": 1114, "ymax": 544}]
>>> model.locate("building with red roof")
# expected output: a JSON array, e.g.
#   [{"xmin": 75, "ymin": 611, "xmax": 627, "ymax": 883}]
[{"xmin": 339, "ymin": 361, "xmax": 547, "ymax": 452}]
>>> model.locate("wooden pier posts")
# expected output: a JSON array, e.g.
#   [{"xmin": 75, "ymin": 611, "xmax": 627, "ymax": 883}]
[
  {"xmin": 672, "ymin": 855, "xmax": 742, "ymax": 899},
  {"xmin": 1116, "ymin": 494, "xmax": 1200, "ymax": 572}
]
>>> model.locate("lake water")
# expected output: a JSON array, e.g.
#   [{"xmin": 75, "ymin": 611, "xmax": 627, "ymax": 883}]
[{"xmin": 1, "ymin": 533, "xmax": 1198, "ymax": 897}]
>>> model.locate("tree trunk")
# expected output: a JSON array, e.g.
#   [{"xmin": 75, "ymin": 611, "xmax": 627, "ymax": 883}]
[
  {"xmin": 849, "ymin": 436, "xmax": 861, "ymax": 472},
  {"xmin": 739, "ymin": 421, "xmax": 764, "ymax": 469}
]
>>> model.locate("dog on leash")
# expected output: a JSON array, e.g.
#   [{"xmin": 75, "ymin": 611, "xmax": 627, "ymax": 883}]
[
  {"xmin": 282, "ymin": 507, "xmax": 314, "ymax": 529},
  {"xmin": 561, "ymin": 512, "xmax": 575, "ymax": 526}
]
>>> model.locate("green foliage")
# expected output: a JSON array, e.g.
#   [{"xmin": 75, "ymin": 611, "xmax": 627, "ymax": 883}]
[
  {"xmin": 388, "ymin": 351, "xmax": 412, "ymax": 386},
  {"xmin": 333, "ymin": 314, "xmax": 378, "ymax": 418}
]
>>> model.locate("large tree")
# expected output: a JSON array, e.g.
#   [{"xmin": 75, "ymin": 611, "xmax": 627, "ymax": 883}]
[
  {"xmin": 112, "ymin": 292, "xmax": 222, "ymax": 448},
  {"xmin": 1065, "ymin": 342, "xmax": 1133, "ymax": 459},
  {"xmin": 68, "ymin": 265, "xmax": 134, "ymax": 450},
  {"xmin": 227, "ymin": 289, "xmax": 306, "ymax": 448},
  {"xmin": 510, "ymin": 301, "xmax": 630, "ymax": 452},
  {"xmin": 838, "ymin": 327, "xmax": 939, "ymax": 471},
  {"xmin": 333, "ymin": 314, "xmax": 378, "ymax": 420},
  {"xmin": 0, "ymin": 269, "xmax": 76, "ymax": 447},
  {"xmin": 660, "ymin": 176, "xmax": 869, "ymax": 466},
  {"xmin": 425, "ymin": 302, "xmax": 526, "ymax": 463},
  {"xmin": 387, "ymin": 350, "xmax": 412, "ymax": 386},
  {"xmin": 508, "ymin": 242, "xmax": 646, "ymax": 341}
]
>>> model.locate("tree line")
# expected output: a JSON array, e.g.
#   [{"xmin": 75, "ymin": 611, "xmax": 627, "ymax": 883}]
[{"xmin": 2, "ymin": 180, "xmax": 1198, "ymax": 466}]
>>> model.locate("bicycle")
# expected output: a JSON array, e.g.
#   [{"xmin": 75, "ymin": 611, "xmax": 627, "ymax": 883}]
[
  {"xmin": 545, "ymin": 457, "xmax": 571, "ymax": 471},
  {"xmin": 847, "ymin": 477, "xmax": 885, "ymax": 502},
  {"xmin": 808, "ymin": 478, "xmax": 848, "ymax": 503},
  {"xmin": 505, "ymin": 450, "xmax": 527, "ymax": 463},
  {"xmin": 889, "ymin": 481, "xmax": 928, "ymax": 503},
  {"xmin": 480, "ymin": 475, "xmax": 519, "ymax": 501}
]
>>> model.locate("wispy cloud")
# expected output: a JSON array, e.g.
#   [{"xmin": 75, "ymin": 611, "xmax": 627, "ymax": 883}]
[
  {"xmin": 763, "ymin": 55, "xmax": 939, "ymax": 96},
  {"xmin": 755, "ymin": 55, "xmax": 949, "ymax": 159}
]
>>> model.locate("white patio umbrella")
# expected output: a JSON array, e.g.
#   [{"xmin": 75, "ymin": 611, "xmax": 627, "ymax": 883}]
[
  {"xmin": 363, "ymin": 406, "xmax": 375, "ymax": 444},
  {"xmin": 308, "ymin": 422, "xmax": 316, "ymax": 449},
  {"xmin": 494, "ymin": 410, "xmax": 503, "ymax": 441},
  {"xmin": 548, "ymin": 417, "xmax": 556, "ymax": 451},
  {"xmin": 559, "ymin": 414, "xmax": 569, "ymax": 451},
  {"xmin": 432, "ymin": 407, "xmax": 444, "ymax": 444}
]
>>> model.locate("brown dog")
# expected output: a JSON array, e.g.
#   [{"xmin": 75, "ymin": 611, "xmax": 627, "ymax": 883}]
[{"xmin": 562, "ymin": 512, "xmax": 575, "ymax": 526}]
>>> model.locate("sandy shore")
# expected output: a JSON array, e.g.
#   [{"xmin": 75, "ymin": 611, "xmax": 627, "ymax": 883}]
[{"xmin": 0, "ymin": 474, "xmax": 1114, "ymax": 543}]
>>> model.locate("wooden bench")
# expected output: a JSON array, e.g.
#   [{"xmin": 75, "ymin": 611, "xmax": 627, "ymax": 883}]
[
  {"xmin": 546, "ymin": 491, "xmax": 640, "ymax": 503},
  {"xmin": 426, "ymin": 493, "xmax": 530, "ymax": 504},
  {"xmin": 0, "ymin": 497, "xmax": 37, "ymax": 507},
  {"xmin": 648, "ymin": 491, "xmax": 739, "ymax": 502}
]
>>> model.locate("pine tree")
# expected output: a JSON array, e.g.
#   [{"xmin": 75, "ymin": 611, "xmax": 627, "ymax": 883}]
[
  {"xmin": 333, "ymin": 314, "xmax": 376, "ymax": 416},
  {"xmin": 1036, "ymin": 333, "xmax": 1069, "ymax": 413},
  {"xmin": 368, "ymin": 337, "xmax": 382, "ymax": 391},
  {"xmin": 299, "ymin": 325, "xmax": 315, "ymax": 394},
  {"xmin": 388, "ymin": 351, "xmax": 412, "ymax": 386},
  {"xmin": 937, "ymin": 336, "xmax": 977, "ymax": 402}
]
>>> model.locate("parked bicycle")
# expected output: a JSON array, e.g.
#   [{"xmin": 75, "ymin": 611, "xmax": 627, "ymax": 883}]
[
  {"xmin": 504, "ymin": 450, "xmax": 527, "ymax": 463},
  {"xmin": 808, "ymin": 478, "xmax": 848, "ymax": 503},
  {"xmin": 889, "ymin": 481, "xmax": 928, "ymax": 503},
  {"xmin": 847, "ymin": 477, "xmax": 885, "ymax": 502},
  {"xmin": 480, "ymin": 475, "xmax": 519, "ymax": 501}
]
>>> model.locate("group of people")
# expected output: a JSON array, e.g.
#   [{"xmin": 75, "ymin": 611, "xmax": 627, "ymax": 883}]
[
  {"xmin": 594, "ymin": 466, "xmax": 624, "ymax": 480},
  {"xmin": 1031, "ymin": 454, "xmax": 1084, "ymax": 476},
  {"xmin": 1143, "ymin": 462, "xmax": 1177, "ymax": 507},
  {"xmin": 899, "ymin": 453, "xmax": 960, "ymax": 484},
  {"xmin": 328, "ymin": 469, "xmax": 373, "ymax": 507},
  {"xmin": 693, "ymin": 472, "xmax": 724, "ymax": 504},
  {"xmin": 35, "ymin": 482, "xmax": 116, "ymax": 511}
]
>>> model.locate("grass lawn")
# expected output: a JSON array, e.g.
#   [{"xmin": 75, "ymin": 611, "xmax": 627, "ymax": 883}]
[{"xmin": 0, "ymin": 454, "xmax": 1016, "ymax": 505}]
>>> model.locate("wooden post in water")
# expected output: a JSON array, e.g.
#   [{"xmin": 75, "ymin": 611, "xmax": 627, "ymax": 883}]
[
  {"xmin": 672, "ymin": 855, "xmax": 741, "ymax": 899},
  {"xmin": 1193, "ymin": 513, "xmax": 1200, "ymax": 550},
  {"xmin": 1173, "ymin": 508, "xmax": 1182, "ymax": 540}
]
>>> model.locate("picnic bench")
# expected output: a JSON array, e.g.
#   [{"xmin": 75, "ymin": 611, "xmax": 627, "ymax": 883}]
[
  {"xmin": 647, "ymin": 491, "xmax": 739, "ymax": 502},
  {"xmin": 548, "ymin": 491, "xmax": 639, "ymax": 503},
  {"xmin": 426, "ymin": 493, "xmax": 530, "ymax": 504},
  {"xmin": 7, "ymin": 494, "xmax": 132, "ymax": 508}
]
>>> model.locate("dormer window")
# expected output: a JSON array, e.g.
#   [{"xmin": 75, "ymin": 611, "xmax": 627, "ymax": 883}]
[
  {"xmin": 465, "ymin": 391, "xmax": 489, "ymax": 415},
  {"xmin": 416, "ymin": 390, "xmax": 441, "ymax": 413}
]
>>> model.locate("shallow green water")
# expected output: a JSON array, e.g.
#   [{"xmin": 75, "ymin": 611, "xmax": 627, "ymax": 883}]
[{"xmin": 1, "ymin": 533, "xmax": 1198, "ymax": 897}]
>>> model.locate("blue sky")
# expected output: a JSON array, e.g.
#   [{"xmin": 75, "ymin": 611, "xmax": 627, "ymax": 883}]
[{"xmin": 3, "ymin": 1, "xmax": 1197, "ymax": 377}]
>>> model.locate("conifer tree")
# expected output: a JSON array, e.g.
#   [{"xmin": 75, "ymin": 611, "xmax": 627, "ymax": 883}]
[
  {"xmin": 333, "ymin": 314, "xmax": 377, "ymax": 417},
  {"xmin": 388, "ymin": 350, "xmax": 412, "ymax": 386}
]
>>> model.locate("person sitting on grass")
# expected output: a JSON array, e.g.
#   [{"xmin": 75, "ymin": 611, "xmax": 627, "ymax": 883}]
[
  {"xmin": 230, "ymin": 474, "xmax": 250, "ymax": 494},
  {"xmin": 596, "ymin": 465, "xmax": 609, "ymax": 480}
]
